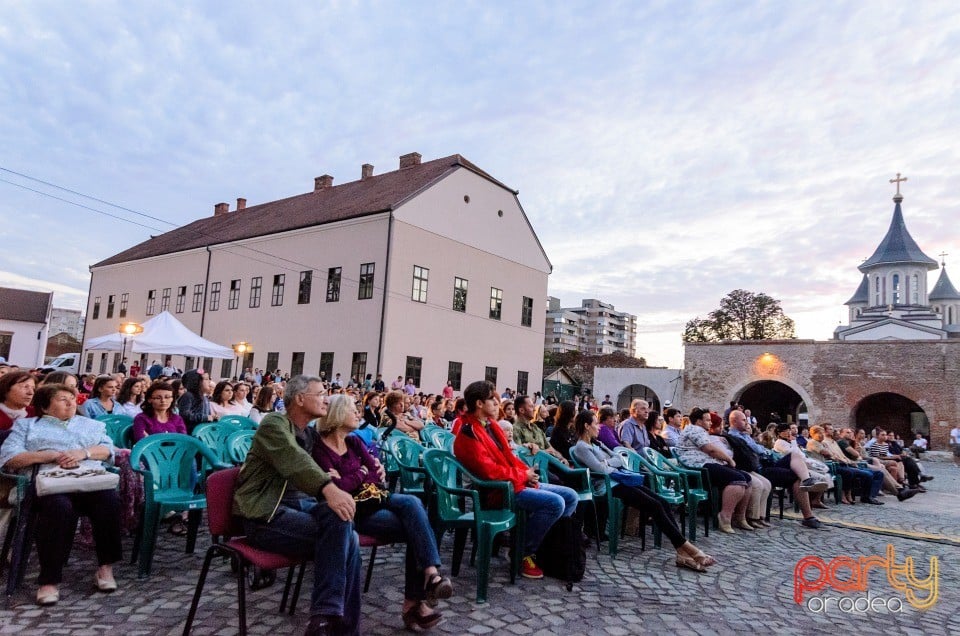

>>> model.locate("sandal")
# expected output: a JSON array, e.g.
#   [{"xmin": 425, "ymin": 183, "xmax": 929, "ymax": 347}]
[
  {"xmin": 402, "ymin": 605, "xmax": 443, "ymax": 630},
  {"xmin": 689, "ymin": 548, "xmax": 717, "ymax": 567},
  {"xmin": 423, "ymin": 574, "xmax": 452, "ymax": 607},
  {"xmin": 676, "ymin": 555, "xmax": 707, "ymax": 573},
  {"xmin": 168, "ymin": 519, "xmax": 188, "ymax": 536}
]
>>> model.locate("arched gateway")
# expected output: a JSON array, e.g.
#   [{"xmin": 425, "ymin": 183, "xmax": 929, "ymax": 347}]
[
  {"xmin": 735, "ymin": 380, "xmax": 807, "ymax": 428},
  {"xmin": 617, "ymin": 384, "xmax": 661, "ymax": 413},
  {"xmin": 853, "ymin": 392, "xmax": 928, "ymax": 442}
]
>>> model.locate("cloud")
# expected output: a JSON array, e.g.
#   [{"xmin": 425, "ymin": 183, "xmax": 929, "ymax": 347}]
[{"xmin": 2, "ymin": 2, "xmax": 960, "ymax": 368}]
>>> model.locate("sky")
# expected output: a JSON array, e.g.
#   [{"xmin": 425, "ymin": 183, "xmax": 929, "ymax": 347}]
[{"xmin": 2, "ymin": 1, "xmax": 960, "ymax": 368}]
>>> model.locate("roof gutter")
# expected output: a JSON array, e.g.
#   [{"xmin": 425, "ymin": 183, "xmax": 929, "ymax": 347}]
[
  {"xmin": 375, "ymin": 210, "xmax": 394, "ymax": 375},
  {"xmin": 200, "ymin": 246, "xmax": 212, "ymax": 337}
]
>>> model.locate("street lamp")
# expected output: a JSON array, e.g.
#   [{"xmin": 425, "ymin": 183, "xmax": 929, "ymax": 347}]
[
  {"xmin": 118, "ymin": 322, "xmax": 143, "ymax": 372},
  {"xmin": 233, "ymin": 342, "xmax": 252, "ymax": 380}
]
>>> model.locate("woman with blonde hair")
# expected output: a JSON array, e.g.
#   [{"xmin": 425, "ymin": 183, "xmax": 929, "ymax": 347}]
[{"xmin": 313, "ymin": 395, "xmax": 452, "ymax": 629}]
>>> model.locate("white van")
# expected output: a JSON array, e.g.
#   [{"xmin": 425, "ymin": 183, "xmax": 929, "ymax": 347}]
[{"xmin": 41, "ymin": 352, "xmax": 81, "ymax": 375}]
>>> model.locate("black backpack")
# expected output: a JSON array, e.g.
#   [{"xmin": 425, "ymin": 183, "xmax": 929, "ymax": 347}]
[
  {"xmin": 723, "ymin": 433, "xmax": 761, "ymax": 473},
  {"xmin": 535, "ymin": 515, "xmax": 586, "ymax": 590}
]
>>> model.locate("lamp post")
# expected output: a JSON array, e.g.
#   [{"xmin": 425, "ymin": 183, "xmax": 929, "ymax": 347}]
[
  {"xmin": 233, "ymin": 342, "xmax": 252, "ymax": 381},
  {"xmin": 118, "ymin": 322, "xmax": 143, "ymax": 372}
]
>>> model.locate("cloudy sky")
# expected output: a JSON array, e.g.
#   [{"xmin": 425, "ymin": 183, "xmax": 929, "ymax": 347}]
[{"xmin": 2, "ymin": 2, "xmax": 960, "ymax": 367}]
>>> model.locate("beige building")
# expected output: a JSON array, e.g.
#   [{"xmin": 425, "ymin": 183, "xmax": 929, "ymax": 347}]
[
  {"xmin": 544, "ymin": 297, "xmax": 637, "ymax": 356},
  {"xmin": 0, "ymin": 287, "xmax": 53, "ymax": 367},
  {"xmin": 83, "ymin": 153, "xmax": 551, "ymax": 393}
]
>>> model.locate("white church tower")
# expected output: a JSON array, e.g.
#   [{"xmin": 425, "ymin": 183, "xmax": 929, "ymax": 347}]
[{"xmin": 835, "ymin": 175, "xmax": 956, "ymax": 340}]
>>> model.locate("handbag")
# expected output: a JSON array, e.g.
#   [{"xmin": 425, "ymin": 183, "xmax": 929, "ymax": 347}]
[
  {"xmin": 35, "ymin": 461, "xmax": 119, "ymax": 497},
  {"xmin": 609, "ymin": 468, "xmax": 645, "ymax": 488},
  {"xmin": 352, "ymin": 481, "xmax": 390, "ymax": 517}
]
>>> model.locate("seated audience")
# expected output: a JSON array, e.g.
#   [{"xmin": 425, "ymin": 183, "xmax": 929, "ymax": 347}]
[
  {"xmin": 619, "ymin": 399, "xmax": 651, "ymax": 453},
  {"xmin": 571, "ymin": 410, "xmax": 716, "ymax": 571},
  {"xmin": 209, "ymin": 380, "xmax": 247, "ymax": 419},
  {"xmin": 677, "ymin": 408, "xmax": 752, "ymax": 533},
  {"xmin": 596, "ymin": 406, "xmax": 621, "ymax": 450},
  {"xmin": 132, "ymin": 382, "xmax": 186, "ymax": 442},
  {"xmin": 511, "ymin": 395, "xmax": 568, "ymax": 465},
  {"xmin": 80, "ymin": 375, "xmax": 120, "ymax": 419},
  {"xmin": 314, "ymin": 394, "xmax": 452, "ymax": 630},
  {"xmin": 114, "ymin": 377, "xmax": 145, "ymax": 417},
  {"xmin": 0, "ymin": 383, "xmax": 120, "ymax": 605},
  {"xmin": 454, "ymin": 381, "xmax": 578, "ymax": 580},
  {"xmin": 547, "ymin": 400, "xmax": 577, "ymax": 460},
  {"xmin": 233, "ymin": 375, "xmax": 362, "ymax": 635},
  {"xmin": 248, "ymin": 384, "xmax": 277, "ymax": 424},
  {"xmin": 0, "ymin": 371, "xmax": 37, "ymax": 430}
]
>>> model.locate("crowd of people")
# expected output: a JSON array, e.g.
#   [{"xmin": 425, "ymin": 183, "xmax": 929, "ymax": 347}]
[{"xmin": 0, "ymin": 359, "xmax": 951, "ymax": 635}]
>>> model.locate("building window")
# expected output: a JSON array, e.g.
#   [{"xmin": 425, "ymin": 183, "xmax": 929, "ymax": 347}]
[
  {"xmin": 202, "ymin": 357, "xmax": 213, "ymax": 375},
  {"xmin": 319, "ymin": 352, "xmax": 334, "ymax": 379},
  {"xmin": 516, "ymin": 371, "xmax": 529, "ymax": 395},
  {"xmin": 184, "ymin": 356, "xmax": 196, "ymax": 371},
  {"xmin": 0, "ymin": 332, "xmax": 11, "ymax": 360},
  {"xmin": 412, "ymin": 266, "xmax": 429, "ymax": 303},
  {"xmin": 118, "ymin": 293, "xmax": 128, "ymax": 318},
  {"xmin": 175, "ymin": 287, "xmax": 186, "ymax": 313},
  {"xmin": 326, "ymin": 267, "xmax": 341, "ymax": 302},
  {"xmin": 405, "ymin": 356, "xmax": 423, "ymax": 386},
  {"xmin": 453, "ymin": 277, "xmax": 468, "ymax": 312},
  {"xmin": 229, "ymin": 279, "xmax": 240, "ymax": 309},
  {"xmin": 485, "ymin": 366, "xmax": 498, "ymax": 386},
  {"xmin": 249, "ymin": 277, "xmax": 262, "ymax": 308},
  {"xmin": 521, "ymin": 296, "xmax": 533, "ymax": 327},
  {"xmin": 447, "ymin": 361, "xmax": 462, "ymax": 391},
  {"xmin": 271, "ymin": 274, "xmax": 285, "ymax": 306},
  {"xmin": 92, "ymin": 296, "xmax": 101, "ymax": 320},
  {"xmin": 892, "ymin": 274, "xmax": 901, "ymax": 305},
  {"xmin": 298, "ymin": 271, "xmax": 312, "ymax": 304},
  {"xmin": 875, "ymin": 276, "xmax": 881, "ymax": 305},
  {"xmin": 266, "ymin": 352, "xmax": 279, "ymax": 373},
  {"xmin": 209, "ymin": 282, "xmax": 221, "ymax": 311},
  {"xmin": 161, "ymin": 288, "xmax": 171, "ymax": 312},
  {"xmin": 99, "ymin": 353, "xmax": 107, "ymax": 373},
  {"xmin": 489, "ymin": 287, "xmax": 502, "ymax": 320},
  {"xmin": 911, "ymin": 274, "xmax": 919, "ymax": 304},
  {"xmin": 351, "ymin": 352, "xmax": 367, "ymax": 382},
  {"xmin": 192, "ymin": 284, "xmax": 204, "ymax": 312},
  {"xmin": 291, "ymin": 352, "xmax": 305, "ymax": 376},
  {"xmin": 221, "ymin": 359, "xmax": 233, "ymax": 379},
  {"xmin": 105, "ymin": 294, "xmax": 115, "ymax": 319},
  {"xmin": 146, "ymin": 290, "xmax": 156, "ymax": 315},
  {"xmin": 358, "ymin": 263, "xmax": 375, "ymax": 300}
]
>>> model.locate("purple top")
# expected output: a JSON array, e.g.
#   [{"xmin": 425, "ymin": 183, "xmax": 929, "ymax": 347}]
[
  {"xmin": 598, "ymin": 424, "xmax": 621, "ymax": 451},
  {"xmin": 312, "ymin": 435, "xmax": 381, "ymax": 494},
  {"xmin": 132, "ymin": 412, "xmax": 187, "ymax": 442}
]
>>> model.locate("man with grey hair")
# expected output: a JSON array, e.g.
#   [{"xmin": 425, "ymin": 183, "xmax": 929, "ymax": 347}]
[
  {"xmin": 619, "ymin": 399, "xmax": 651, "ymax": 452},
  {"xmin": 234, "ymin": 375, "xmax": 362, "ymax": 635}
]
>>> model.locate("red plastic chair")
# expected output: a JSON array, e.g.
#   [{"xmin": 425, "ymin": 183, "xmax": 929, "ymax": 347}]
[
  {"xmin": 359, "ymin": 533, "xmax": 392, "ymax": 593},
  {"xmin": 183, "ymin": 467, "xmax": 307, "ymax": 636}
]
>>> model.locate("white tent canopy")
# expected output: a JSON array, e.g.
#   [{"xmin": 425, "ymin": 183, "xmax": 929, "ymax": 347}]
[{"xmin": 84, "ymin": 311, "xmax": 234, "ymax": 359}]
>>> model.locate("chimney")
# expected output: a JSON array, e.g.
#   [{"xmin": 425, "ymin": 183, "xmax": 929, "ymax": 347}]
[
  {"xmin": 236, "ymin": 197, "xmax": 247, "ymax": 211},
  {"xmin": 399, "ymin": 152, "xmax": 421, "ymax": 169},
  {"xmin": 361, "ymin": 163, "xmax": 374, "ymax": 180},
  {"xmin": 214, "ymin": 202, "xmax": 229, "ymax": 216},
  {"xmin": 314, "ymin": 174, "xmax": 334, "ymax": 191}
]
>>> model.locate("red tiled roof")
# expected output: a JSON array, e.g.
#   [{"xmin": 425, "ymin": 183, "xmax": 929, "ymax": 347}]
[
  {"xmin": 95, "ymin": 154, "xmax": 513, "ymax": 267},
  {"xmin": 0, "ymin": 287, "xmax": 53, "ymax": 323}
]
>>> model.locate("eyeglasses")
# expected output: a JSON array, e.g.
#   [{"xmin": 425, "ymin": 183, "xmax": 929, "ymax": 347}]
[{"xmin": 151, "ymin": 395, "xmax": 174, "ymax": 401}]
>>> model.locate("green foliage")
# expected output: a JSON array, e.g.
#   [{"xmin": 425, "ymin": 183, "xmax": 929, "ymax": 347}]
[{"xmin": 683, "ymin": 289, "xmax": 796, "ymax": 342}]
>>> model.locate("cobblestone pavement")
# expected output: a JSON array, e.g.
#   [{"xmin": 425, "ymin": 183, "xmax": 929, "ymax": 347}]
[{"xmin": 0, "ymin": 462, "xmax": 956, "ymax": 635}]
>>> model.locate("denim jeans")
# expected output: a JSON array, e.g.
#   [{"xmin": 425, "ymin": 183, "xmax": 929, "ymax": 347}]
[
  {"xmin": 244, "ymin": 498, "xmax": 361, "ymax": 635},
  {"xmin": 836, "ymin": 466, "xmax": 884, "ymax": 499},
  {"xmin": 356, "ymin": 493, "xmax": 440, "ymax": 600},
  {"xmin": 514, "ymin": 482, "xmax": 578, "ymax": 555}
]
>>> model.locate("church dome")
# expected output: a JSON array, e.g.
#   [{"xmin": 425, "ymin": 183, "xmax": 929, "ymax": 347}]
[
  {"xmin": 929, "ymin": 266, "xmax": 960, "ymax": 301},
  {"xmin": 858, "ymin": 196, "xmax": 938, "ymax": 273}
]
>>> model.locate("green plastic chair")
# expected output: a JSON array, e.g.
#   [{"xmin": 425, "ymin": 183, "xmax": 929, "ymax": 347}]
[
  {"xmin": 225, "ymin": 429, "xmax": 255, "ymax": 465},
  {"xmin": 218, "ymin": 415, "xmax": 259, "ymax": 430},
  {"xmin": 96, "ymin": 414, "xmax": 135, "ymax": 449},
  {"xmin": 192, "ymin": 422, "xmax": 241, "ymax": 469},
  {"xmin": 669, "ymin": 447, "xmax": 720, "ymax": 530},
  {"xmin": 129, "ymin": 433, "xmax": 230, "ymax": 577},
  {"xmin": 640, "ymin": 447, "xmax": 712, "ymax": 540},
  {"xmin": 385, "ymin": 435, "xmax": 428, "ymax": 500},
  {"xmin": 421, "ymin": 448, "xmax": 520, "ymax": 604},
  {"xmin": 564, "ymin": 450, "xmax": 625, "ymax": 557},
  {"xmin": 422, "ymin": 425, "xmax": 453, "ymax": 449}
]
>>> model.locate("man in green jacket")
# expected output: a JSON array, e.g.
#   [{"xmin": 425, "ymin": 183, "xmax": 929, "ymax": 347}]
[{"xmin": 234, "ymin": 375, "xmax": 361, "ymax": 635}]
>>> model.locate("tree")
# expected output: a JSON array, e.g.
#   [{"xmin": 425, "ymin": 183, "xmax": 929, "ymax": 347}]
[{"xmin": 682, "ymin": 289, "xmax": 795, "ymax": 342}]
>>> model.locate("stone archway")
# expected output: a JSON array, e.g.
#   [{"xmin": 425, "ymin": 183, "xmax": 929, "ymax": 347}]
[
  {"xmin": 735, "ymin": 380, "xmax": 806, "ymax": 429},
  {"xmin": 617, "ymin": 384, "xmax": 661, "ymax": 413},
  {"xmin": 853, "ymin": 392, "xmax": 928, "ymax": 443}
]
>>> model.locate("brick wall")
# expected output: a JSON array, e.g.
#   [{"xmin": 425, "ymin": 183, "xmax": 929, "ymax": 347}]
[{"xmin": 682, "ymin": 339, "xmax": 960, "ymax": 449}]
